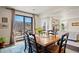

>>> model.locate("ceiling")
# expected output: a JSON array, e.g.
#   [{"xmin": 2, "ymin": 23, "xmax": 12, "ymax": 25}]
[
  {"xmin": 7, "ymin": 6, "xmax": 79, "ymax": 16},
  {"xmin": 7, "ymin": 6, "xmax": 53, "ymax": 14}
]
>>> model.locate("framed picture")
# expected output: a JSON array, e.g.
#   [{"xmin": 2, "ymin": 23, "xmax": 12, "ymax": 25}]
[
  {"xmin": 72, "ymin": 22, "xmax": 79, "ymax": 26},
  {"xmin": 2, "ymin": 17, "xmax": 8, "ymax": 23}
]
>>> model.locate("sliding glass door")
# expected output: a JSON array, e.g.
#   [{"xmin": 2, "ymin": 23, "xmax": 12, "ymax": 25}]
[
  {"xmin": 25, "ymin": 17, "xmax": 33, "ymax": 32},
  {"xmin": 13, "ymin": 15, "xmax": 33, "ymax": 42}
]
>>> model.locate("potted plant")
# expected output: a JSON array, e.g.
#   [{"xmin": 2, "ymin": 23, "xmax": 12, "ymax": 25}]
[
  {"xmin": 0, "ymin": 37, "xmax": 6, "ymax": 48},
  {"xmin": 36, "ymin": 27, "xmax": 43, "ymax": 35}
]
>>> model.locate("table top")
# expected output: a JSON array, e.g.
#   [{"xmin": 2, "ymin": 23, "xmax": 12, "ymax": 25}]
[{"xmin": 36, "ymin": 35, "xmax": 60, "ymax": 47}]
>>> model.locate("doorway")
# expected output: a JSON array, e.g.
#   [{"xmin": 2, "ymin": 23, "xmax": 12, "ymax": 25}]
[{"xmin": 13, "ymin": 15, "xmax": 33, "ymax": 42}]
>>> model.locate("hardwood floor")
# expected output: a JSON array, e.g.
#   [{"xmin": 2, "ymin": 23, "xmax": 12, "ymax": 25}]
[{"xmin": 0, "ymin": 41, "xmax": 79, "ymax": 53}]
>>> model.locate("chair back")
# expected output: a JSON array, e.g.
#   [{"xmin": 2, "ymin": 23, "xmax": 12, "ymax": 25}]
[
  {"xmin": 27, "ymin": 33, "xmax": 38, "ymax": 53},
  {"xmin": 59, "ymin": 33, "xmax": 69, "ymax": 53},
  {"xmin": 48, "ymin": 30, "xmax": 54, "ymax": 35}
]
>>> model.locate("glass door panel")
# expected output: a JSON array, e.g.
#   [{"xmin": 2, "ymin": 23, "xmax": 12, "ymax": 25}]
[
  {"xmin": 13, "ymin": 15, "xmax": 33, "ymax": 42},
  {"xmin": 25, "ymin": 17, "xmax": 32, "ymax": 32},
  {"xmin": 13, "ymin": 15, "xmax": 24, "ymax": 41}
]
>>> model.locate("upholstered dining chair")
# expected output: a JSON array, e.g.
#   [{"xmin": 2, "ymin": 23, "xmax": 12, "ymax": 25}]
[{"xmin": 47, "ymin": 33, "xmax": 69, "ymax": 53}]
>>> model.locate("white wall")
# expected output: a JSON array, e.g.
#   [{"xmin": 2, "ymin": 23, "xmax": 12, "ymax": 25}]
[
  {"xmin": 60, "ymin": 9, "xmax": 79, "ymax": 32},
  {"xmin": 67, "ymin": 18, "xmax": 79, "ymax": 32},
  {"xmin": 0, "ymin": 7, "xmax": 12, "ymax": 43},
  {"xmin": 35, "ymin": 15, "xmax": 40, "ymax": 28},
  {"xmin": 39, "ymin": 7, "xmax": 79, "ymax": 41}
]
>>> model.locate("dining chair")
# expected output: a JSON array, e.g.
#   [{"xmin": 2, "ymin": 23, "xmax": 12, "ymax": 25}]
[
  {"xmin": 24, "ymin": 30, "xmax": 46, "ymax": 53},
  {"xmin": 29, "ymin": 33, "xmax": 46, "ymax": 53},
  {"xmin": 24, "ymin": 31, "xmax": 30, "ymax": 52},
  {"xmin": 24, "ymin": 30, "xmax": 35, "ymax": 53},
  {"xmin": 47, "ymin": 33, "xmax": 69, "ymax": 53},
  {"xmin": 27, "ymin": 33, "xmax": 39, "ymax": 53}
]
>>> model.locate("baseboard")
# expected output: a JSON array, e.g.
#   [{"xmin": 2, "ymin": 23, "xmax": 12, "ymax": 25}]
[
  {"xmin": 68, "ymin": 39, "xmax": 77, "ymax": 42},
  {"xmin": 67, "ymin": 44, "xmax": 79, "ymax": 52}
]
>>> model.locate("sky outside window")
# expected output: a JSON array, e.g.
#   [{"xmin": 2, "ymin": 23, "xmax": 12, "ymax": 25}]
[
  {"xmin": 25, "ymin": 17, "xmax": 32, "ymax": 23},
  {"xmin": 15, "ymin": 15, "xmax": 23, "ymax": 22},
  {"xmin": 15, "ymin": 15, "xmax": 32, "ymax": 23}
]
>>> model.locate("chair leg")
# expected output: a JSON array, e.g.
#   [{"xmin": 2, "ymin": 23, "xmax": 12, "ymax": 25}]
[
  {"xmin": 24, "ymin": 46, "xmax": 27, "ymax": 52},
  {"xmin": 64, "ymin": 48, "xmax": 66, "ymax": 53},
  {"xmin": 64, "ymin": 45, "xmax": 66, "ymax": 53},
  {"xmin": 24, "ymin": 39, "xmax": 27, "ymax": 52}
]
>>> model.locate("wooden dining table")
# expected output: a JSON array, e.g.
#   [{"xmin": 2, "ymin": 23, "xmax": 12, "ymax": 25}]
[{"xmin": 36, "ymin": 34, "xmax": 60, "ymax": 47}]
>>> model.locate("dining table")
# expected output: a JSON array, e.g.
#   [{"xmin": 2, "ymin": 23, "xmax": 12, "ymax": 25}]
[{"xmin": 36, "ymin": 34, "xmax": 60, "ymax": 47}]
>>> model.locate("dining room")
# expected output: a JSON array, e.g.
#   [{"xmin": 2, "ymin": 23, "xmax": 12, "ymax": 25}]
[{"xmin": 0, "ymin": 6, "xmax": 79, "ymax": 53}]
